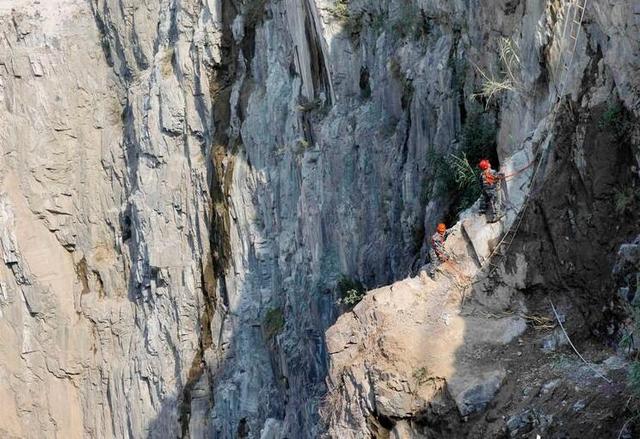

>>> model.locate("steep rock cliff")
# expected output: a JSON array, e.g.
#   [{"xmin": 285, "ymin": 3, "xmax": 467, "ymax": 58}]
[{"xmin": 0, "ymin": 0, "xmax": 638, "ymax": 438}]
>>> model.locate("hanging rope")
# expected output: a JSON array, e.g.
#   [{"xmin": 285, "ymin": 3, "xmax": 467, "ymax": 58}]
[
  {"xmin": 501, "ymin": 159, "xmax": 536, "ymax": 181},
  {"xmin": 549, "ymin": 300, "xmax": 613, "ymax": 384}
]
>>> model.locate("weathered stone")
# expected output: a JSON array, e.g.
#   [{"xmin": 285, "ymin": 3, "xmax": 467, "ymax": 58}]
[
  {"xmin": 449, "ymin": 369, "xmax": 506, "ymax": 417},
  {"xmin": 541, "ymin": 328, "xmax": 570, "ymax": 353},
  {"xmin": 0, "ymin": 0, "xmax": 638, "ymax": 438}
]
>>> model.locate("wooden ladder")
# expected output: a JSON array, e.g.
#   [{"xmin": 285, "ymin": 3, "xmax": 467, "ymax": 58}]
[{"xmin": 561, "ymin": 0, "xmax": 588, "ymax": 74}]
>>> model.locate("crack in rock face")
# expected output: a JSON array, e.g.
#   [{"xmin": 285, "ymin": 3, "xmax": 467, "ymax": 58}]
[{"xmin": 0, "ymin": 0, "xmax": 639, "ymax": 438}]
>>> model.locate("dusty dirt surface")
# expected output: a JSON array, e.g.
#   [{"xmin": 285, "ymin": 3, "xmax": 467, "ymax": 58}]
[
  {"xmin": 458, "ymin": 101, "xmax": 640, "ymax": 438},
  {"xmin": 457, "ymin": 314, "xmax": 629, "ymax": 439}
]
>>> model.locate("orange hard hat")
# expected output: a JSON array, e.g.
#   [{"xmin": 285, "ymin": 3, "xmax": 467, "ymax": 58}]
[
  {"xmin": 437, "ymin": 223, "xmax": 446, "ymax": 233},
  {"xmin": 478, "ymin": 159, "xmax": 491, "ymax": 170}
]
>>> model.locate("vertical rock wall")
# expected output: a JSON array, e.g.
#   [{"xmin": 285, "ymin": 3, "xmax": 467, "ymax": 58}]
[{"xmin": 0, "ymin": 0, "xmax": 638, "ymax": 438}]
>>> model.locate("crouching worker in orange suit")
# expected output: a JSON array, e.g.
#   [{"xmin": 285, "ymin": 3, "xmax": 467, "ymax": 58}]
[{"xmin": 428, "ymin": 223, "xmax": 451, "ymax": 279}]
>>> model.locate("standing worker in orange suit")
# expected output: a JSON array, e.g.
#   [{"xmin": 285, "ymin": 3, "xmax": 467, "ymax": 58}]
[{"xmin": 478, "ymin": 159, "xmax": 505, "ymax": 223}]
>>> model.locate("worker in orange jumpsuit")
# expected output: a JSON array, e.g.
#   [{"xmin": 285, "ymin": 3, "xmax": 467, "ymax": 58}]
[
  {"xmin": 478, "ymin": 159, "xmax": 505, "ymax": 223},
  {"xmin": 428, "ymin": 223, "xmax": 450, "ymax": 278}
]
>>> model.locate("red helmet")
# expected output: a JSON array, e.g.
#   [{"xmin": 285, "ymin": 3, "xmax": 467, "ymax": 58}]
[
  {"xmin": 478, "ymin": 159, "xmax": 491, "ymax": 170},
  {"xmin": 436, "ymin": 223, "xmax": 446, "ymax": 233}
]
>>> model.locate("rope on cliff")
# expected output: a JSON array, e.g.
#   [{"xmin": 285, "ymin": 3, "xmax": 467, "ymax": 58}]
[
  {"xmin": 502, "ymin": 159, "xmax": 536, "ymax": 181},
  {"xmin": 617, "ymin": 415, "xmax": 638, "ymax": 439},
  {"xmin": 549, "ymin": 300, "xmax": 613, "ymax": 384}
]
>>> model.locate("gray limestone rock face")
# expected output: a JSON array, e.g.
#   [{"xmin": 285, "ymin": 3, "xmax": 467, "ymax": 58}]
[
  {"xmin": 1, "ymin": 0, "xmax": 206, "ymax": 437},
  {"xmin": 0, "ymin": 0, "xmax": 638, "ymax": 438},
  {"xmin": 614, "ymin": 236, "xmax": 640, "ymax": 304},
  {"xmin": 449, "ymin": 369, "xmax": 506, "ymax": 417}
]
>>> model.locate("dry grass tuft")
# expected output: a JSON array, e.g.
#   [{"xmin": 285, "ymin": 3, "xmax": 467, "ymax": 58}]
[{"xmin": 472, "ymin": 37, "xmax": 522, "ymax": 105}]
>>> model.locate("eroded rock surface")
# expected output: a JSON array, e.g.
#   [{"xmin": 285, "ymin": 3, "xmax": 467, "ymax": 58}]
[{"xmin": 0, "ymin": 0, "xmax": 638, "ymax": 438}]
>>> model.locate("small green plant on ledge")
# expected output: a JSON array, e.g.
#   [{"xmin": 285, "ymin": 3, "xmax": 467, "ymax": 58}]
[
  {"xmin": 448, "ymin": 152, "xmax": 483, "ymax": 210},
  {"xmin": 336, "ymin": 275, "xmax": 366, "ymax": 307},
  {"xmin": 327, "ymin": 0, "xmax": 350, "ymax": 20},
  {"xmin": 325, "ymin": 0, "xmax": 363, "ymax": 39},
  {"xmin": 599, "ymin": 103, "xmax": 634, "ymax": 142},
  {"xmin": 263, "ymin": 307, "xmax": 285, "ymax": 341},
  {"xmin": 425, "ymin": 104, "xmax": 497, "ymax": 216},
  {"xmin": 614, "ymin": 186, "xmax": 639, "ymax": 215},
  {"xmin": 295, "ymin": 138, "xmax": 311, "ymax": 155},
  {"xmin": 426, "ymin": 150, "xmax": 483, "ymax": 216},
  {"xmin": 297, "ymin": 97, "xmax": 323, "ymax": 113},
  {"xmin": 599, "ymin": 104, "xmax": 624, "ymax": 129}
]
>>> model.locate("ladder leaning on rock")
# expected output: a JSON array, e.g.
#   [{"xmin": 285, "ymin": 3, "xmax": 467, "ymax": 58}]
[{"xmin": 482, "ymin": 0, "xmax": 590, "ymax": 274}]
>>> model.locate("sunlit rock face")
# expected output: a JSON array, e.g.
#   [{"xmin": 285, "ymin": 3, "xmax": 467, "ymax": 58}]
[{"xmin": 0, "ymin": 0, "xmax": 638, "ymax": 438}]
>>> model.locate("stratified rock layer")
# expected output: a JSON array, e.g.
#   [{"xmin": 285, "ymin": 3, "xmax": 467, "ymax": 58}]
[{"xmin": 0, "ymin": 0, "xmax": 638, "ymax": 438}]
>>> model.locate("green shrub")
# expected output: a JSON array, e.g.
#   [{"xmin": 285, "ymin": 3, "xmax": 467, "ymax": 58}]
[
  {"xmin": 449, "ymin": 153, "xmax": 483, "ymax": 211},
  {"xmin": 423, "ymin": 104, "xmax": 498, "ymax": 215},
  {"xmin": 327, "ymin": 0, "xmax": 349, "ymax": 20},
  {"xmin": 599, "ymin": 104, "xmax": 624, "ymax": 129},
  {"xmin": 428, "ymin": 151, "xmax": 482, "ymax": 214},
  {"xmin": 326, "ymin": 1, "xmax": 429, "ymax": 42},
  {"xmin": 336, "ymin": 275, "xmax": 366, "ymax": 307},
  {"xmin": 427, "ymin": 148, "xmax": 456, "ymax": 195},
  {"xmin": 295, "ymin": 138, "xmax": 311, "ymax": 155},
  {"xmin": 263, "ymin": 307, "xmax": 285, "ymax": 340},
  {"xmin": 630, "ymin": 362, "xmax": 640, "ymax": 398},
  {"xmin": 297, "ymin": 97, "xmax": 322, "ymax": 113},
  {"xmin": 614, "ymin": 186, "xmax": 639, "ymax": 215},
  {"xmin": 599, "ymin": 103, "xmax": 633, "ymax": 143},
  {"xmin": 326, "ymin": 0, "xmax": 363, "ymax": 38},
  {"xmin": 390, "ymin": 4, "xmax": 428, "ymax": 40},
  {"xmin": 340, "ymin": 289, "xmax": 365, "ymax": 306},
  {"xmin": 449, "ymin": 153, "xmax": 479, "ymax": 189},
  {"xmin": 426, "ymin": 106, "xmax": 497, "ymax": 216}
]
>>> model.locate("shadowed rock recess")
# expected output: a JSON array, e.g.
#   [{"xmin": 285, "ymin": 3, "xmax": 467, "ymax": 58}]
[{"xmin": 0, "ymin": 0, "xmax": 638, "ymax": 438}]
